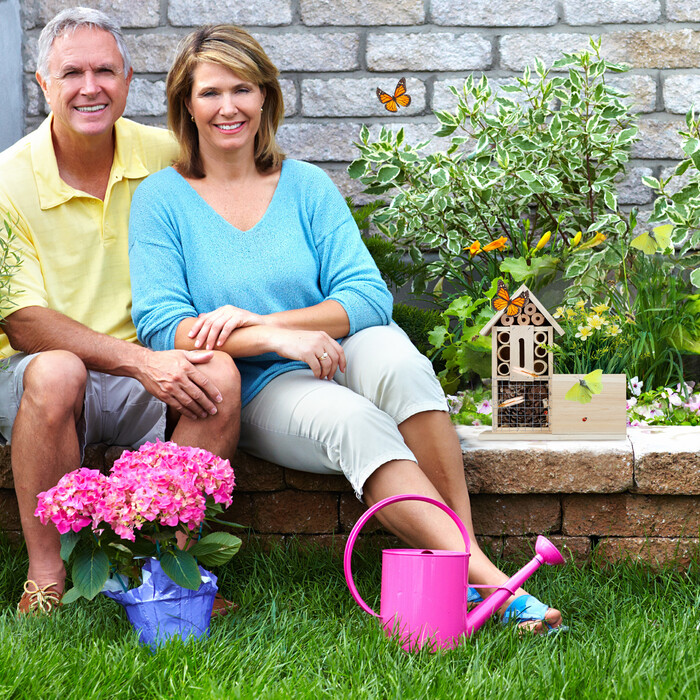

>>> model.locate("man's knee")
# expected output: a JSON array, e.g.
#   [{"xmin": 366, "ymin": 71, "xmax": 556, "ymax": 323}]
[
  {"xmin": 205, "ymin": 351, "xmax": 241, "ymax": 417},
  {"xmin": 21, "ymin": 351, "xmax": 87, "ymax": 419}
]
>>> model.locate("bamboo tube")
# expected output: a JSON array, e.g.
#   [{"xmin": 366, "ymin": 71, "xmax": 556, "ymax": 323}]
[
  {"xmin": 497, "ymin": 362, "xmax": 510, "ymax": 376},
  {"xmin": 534, "ymin": 331, "xmax": 548, "ymax": 344},
  {"xmin": 516, "ymin": 313, "xmax": 531, "ymax": 326},
  {"xmin": 501, "ymin": 315, "xmax": 515, "ymax": 326},
  {"xmin": 534, "ymin": 344, "xmax": 548, "ymax": 358},
  {"xmin": 524, "ymin": 302, "xmax": 537, "ymax": 316},
  {"xmin": 533, "ymin": 359, "xmax": 547, "ymax": 375},
  {"xmin": 497, "ymin": 345, "xmax": 511, "ymax": 362},
  {"xmin": 530, "ymin": 313, "xmax": 545, "ymax": 326}
]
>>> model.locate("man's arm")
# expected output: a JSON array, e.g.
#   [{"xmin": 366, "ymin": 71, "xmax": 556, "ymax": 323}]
[{"xmin": 4, "ymin": 306, "xmax": 223, "ymax": 420}]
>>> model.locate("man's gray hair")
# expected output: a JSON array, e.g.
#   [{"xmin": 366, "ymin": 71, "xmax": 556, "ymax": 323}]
[{"xmin": 36, "ymin": 6, "xmax": 132, "ymax": 80}]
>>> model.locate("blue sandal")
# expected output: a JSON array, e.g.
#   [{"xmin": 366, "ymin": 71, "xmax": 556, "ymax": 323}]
[
  {"xmin": 468, "ymin": 587, "xmax": 483, "ymax": 605},
  {"xmin": 501, "ymin": 594, "xmax": 568, "ymax": 635}
]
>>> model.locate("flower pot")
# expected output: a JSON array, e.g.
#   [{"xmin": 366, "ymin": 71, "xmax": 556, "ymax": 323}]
[{"xmin": 102, "ymin": 558, "xmax": 217, "ymax": 650}]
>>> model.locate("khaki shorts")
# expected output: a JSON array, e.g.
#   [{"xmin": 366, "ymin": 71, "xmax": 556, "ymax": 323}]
[
  {"xmin": 0, "ymin": 352, "xmax": 167, "ymax": 460},
  {"xmin": 239, "ymin": 323, "xmax": 448, "ymax": 499}
]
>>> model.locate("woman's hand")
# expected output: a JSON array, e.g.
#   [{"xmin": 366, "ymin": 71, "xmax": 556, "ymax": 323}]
[
  {"xmin": 188, "ymin": 305, "xmax": 265, "ymax": 350},
  {"xmin": 271, "ymin": 328, "xmax": 346, "ymax": 380}
]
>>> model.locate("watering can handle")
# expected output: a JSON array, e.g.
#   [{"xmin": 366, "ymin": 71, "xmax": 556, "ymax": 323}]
[{"xmin": 343, "ymin": 494, "xmax": 471, "ymax": 618}]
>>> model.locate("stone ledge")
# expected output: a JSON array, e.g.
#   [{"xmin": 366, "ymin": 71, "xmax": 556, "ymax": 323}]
[{"xmin": 1, "ymin": 427, "xmax": 698, "ymax": 565}]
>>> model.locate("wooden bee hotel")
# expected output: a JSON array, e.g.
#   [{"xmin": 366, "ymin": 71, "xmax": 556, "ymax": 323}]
[{"xmin": 478, "ymin": 283, "xmax": 626, "ymax": 440}]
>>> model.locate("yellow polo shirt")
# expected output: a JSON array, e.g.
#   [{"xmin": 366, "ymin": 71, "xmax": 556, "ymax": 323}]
[{"xmin": 0, "ymin": 116, "xmax": 178, "ymax": 358}]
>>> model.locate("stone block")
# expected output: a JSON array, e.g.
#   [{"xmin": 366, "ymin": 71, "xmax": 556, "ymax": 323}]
[
  {"xmin": 457, "ymin": 426, "xmax": 633, "ymax": 494},
  {"xmin": 124, "ymin": 78, "xmax": 166, "ymax": 117},
  {"xmin": 617, "ymin": 167, "xmax": 654, "ymax": 205},
  {"xmin": 667, "ymin": 0, "xmax": 700, "ymax": 21},
  {"xmin": 221, "ymin": 493, "xmax": 254, "ymax": 527},
  {"xmin": 300, "ymin": 0, "xmax": 424, "ymax": 26},
  {"xmin": 632, "ymin": 119, "xmax": 684, "ymax": 159},
  {"xmin": 283, "ymin": 469, "xmax": 351, "ymax": 492},
  {"xmin": 280, "ymin": 79, "xmax": 298, "ymax": 118},
  {"xmin": 0, "ymin": 490, "xmax": 20, "ymax": 530},
  {"xmin": 498, "ymin": 535, "xmax": 591, "ymax": 564},
  {"xmin": 301, "ymin": 77, "xmax": 425, "ymax": 118},
  {"xmin": 432, "ymin": 0, "xmax": 557, "ymax": 26},
  {"xmin": 432, "ymin": 76, "xmax": 534, "ymax": 114},
  {"xmin": 323, "ymin": 166, "xmax": 372, "ymax": 202},
  {"xmin": 500, "ymin": 33, "xmax": 592, "ymax": 71},
  {"xmin": 607, "ymin": 74, "xmax": 657, "ymax": 114},
  {"xmin": 168, "ymin": 0, "xmax": 292, "ymax": 27},
  {"xmin": 126, "ymin": 34, "xmax": 180, "ymax": 74},
  {"xmin": 32, "ymin": 0, "xmax": 159, "ymax": 28},
  {"xmin": 659, "ymin": 164, "xmax": 692, "ymax": 196},
  {"xmin": 631, "ymin": 427, "xmax": 700, "ymax": 494},
  {"xmin": 366, "ymin": 120, "xmax": 446, "ymax": 156},
  {"xmin": 339, "ymin": 493, "xmax": 382, "ymax": 533},
  {"xmin": 249, "ymin": 491, "xmax": 339, "ymax": 534},
  {"xmin": 563, "ymin": 493, "xmax": 700, "ymax": 537},
  {"xmin": 24, "ymin": 74, "xmax": 45, "ymax": 117},
  {"xmin": 82, "ymin": 444, "xmax": 107, "ymax": 471},
  {"xmin": 367, "ymin": 32, "xmax": 492, "ymax": 72},
  {"xmin": 254, "ymin": 32, "xmax": 359, "ymax": 72},
  {"xmin": 663, "ymin": 74, "xmax": 700, "ymax": 114},
  {"xmin": 0, "ymin": 447, "xmax": 12, "ymax": 489},
  {"xmin": 562, "ymin": 0, "xmax": 660, "ymax": 24},
  {"xmin": 470, "ymin": 494, "xmax": 561, "ymax": 536},
  {"xmin": 603, "ymin": 30, "xmax": 700, "ymax": 70},
  {"xmin": 23, "ymin": 37, "xmax": 38, "ymax": 73},
  {"xmin": 595, "ymin": 537, "xmax": 699, "ymax": 567},
  {"xmin": 277, "ymin": 122, "xmax": 361, "ymax": 162},
  {"xmin": 231, "ymin": 452, "xmax": 285, "ymax": 491}
]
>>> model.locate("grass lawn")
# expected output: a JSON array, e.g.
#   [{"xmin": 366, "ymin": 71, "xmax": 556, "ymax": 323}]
[{"xmin": 1, "ymin": 537, "xmax": 699, "ymax": 700}]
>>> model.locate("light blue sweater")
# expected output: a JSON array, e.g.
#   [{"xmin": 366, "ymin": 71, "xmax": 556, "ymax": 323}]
[{"xmin": 129, "ymin": 160, "xmax": 393, "ymax": 405}]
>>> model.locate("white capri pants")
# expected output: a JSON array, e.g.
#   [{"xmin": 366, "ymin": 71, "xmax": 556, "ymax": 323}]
[{"xmin": 239, "ymin": 323, "xmax": 448, "ymax": 499}]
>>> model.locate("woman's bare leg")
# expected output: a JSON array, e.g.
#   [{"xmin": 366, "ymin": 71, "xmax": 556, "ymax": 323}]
[{"xmin": 362, "ymin": 410, "xmax": 562, "ymax": 632}]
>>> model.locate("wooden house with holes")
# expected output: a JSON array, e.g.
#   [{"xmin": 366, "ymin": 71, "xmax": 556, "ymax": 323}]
[{"xmin": 478, "ymin": 284, "xmax": 626, "ymax": 440}]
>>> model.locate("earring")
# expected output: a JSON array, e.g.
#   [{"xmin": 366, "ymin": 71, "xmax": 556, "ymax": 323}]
[
  {"xmin": 190, "ymin": 114, "xmax": 195, "ymax": 122},
  {"xmin": 260, "ymin": 106, "xmax": 263, "ymax": 112}
]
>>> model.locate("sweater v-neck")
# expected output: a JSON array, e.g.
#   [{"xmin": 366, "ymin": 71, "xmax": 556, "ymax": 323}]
[{"xmin": 170, "ymin": 161, "xmax": 286, "ymax": 233}]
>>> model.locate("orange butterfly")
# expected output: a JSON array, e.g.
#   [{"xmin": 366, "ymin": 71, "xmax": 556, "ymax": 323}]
[
  {"xmin": 376, "ymin": 77, "xmax": 411, "ymax": 112},
  {"xmin": 492, "ymin": 280, "xmax": 529, "ymax": 316}
]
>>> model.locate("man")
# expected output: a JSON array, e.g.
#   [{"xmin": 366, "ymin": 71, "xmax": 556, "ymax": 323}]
[{"xmin": 0, "ymin": 8, "xmax": 240, "ymax": 614}]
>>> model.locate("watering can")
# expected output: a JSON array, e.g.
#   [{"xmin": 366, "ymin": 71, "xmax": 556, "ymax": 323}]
[{"xmin": 343, "ymin": 494, "xmax": 566, "ymax": 652}]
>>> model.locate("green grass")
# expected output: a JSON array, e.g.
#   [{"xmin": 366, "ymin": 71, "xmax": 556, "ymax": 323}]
[{"xmin": 1, "ymin": 538, "xmax": 700, "ymax": 700}]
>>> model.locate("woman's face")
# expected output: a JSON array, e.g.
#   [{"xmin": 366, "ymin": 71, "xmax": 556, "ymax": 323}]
[{"xmin": 186, "ymin": 61, "xmax": 265, "ymax": 161}]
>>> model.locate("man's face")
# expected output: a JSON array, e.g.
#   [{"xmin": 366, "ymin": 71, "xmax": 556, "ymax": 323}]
[{"xmin": 36, "ymin": 26, "xmax": 132, "ymax": 144}]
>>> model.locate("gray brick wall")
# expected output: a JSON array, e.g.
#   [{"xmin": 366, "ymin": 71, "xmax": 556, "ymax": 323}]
[{"xmin": 18, "ymin": 0, "xmax": 700, "ymax": 205}]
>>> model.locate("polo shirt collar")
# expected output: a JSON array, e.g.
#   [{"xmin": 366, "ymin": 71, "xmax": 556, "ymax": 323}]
[{"xmin": 32, "ymin": 116, "xmax": 150, "ymax": 210}]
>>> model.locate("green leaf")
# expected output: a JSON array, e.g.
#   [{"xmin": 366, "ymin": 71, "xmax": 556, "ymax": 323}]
[
  {"xmin": 72, "ymin": 546, "xmax": 110, "ymax": 600},
  {"xmin": 376, "ymin": 165, "xmax": 400, "ymax": 183},
  {"xmin": 159, "ymin": 550, "xmax": 202, "ymax": 590},
  {"xmin": 691, "ymin": 268, "xmax": 700, "ymax": 288},
  {"xmin": 189, "ymin": 532, "xmax": 242, "ymax": 567},
  {"xmin": 347, "ymin": 159, "xmax": 366, "ymax": 179},
  {"xmin": 60, "ymin": 531, "xmax": 81, "ymax": 563},
  {"xmin": 60, "ymin": 587, "xmax": 84, "ymax": 605},
  {"xmin": 428, "ymin": 325, "xmax": 449, "ymax": 349},
  {"xmin": 641, "ymin": 175, "xmax": 660, "ymax": 190},
  {"xmin": 604, "ymin": 190, "xmax": 618, "ymax": 211}
]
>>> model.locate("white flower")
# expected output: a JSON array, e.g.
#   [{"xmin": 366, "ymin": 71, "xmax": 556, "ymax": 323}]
[
  {"xmin": 446, "ymin": 394, "xmax": 464, "ymax": 415},
  {"xmin": 628, "ymin": 419, "xmax": 648, "ymax": 427},
  {"xmin": 626, "ymin": 397, "xmax": 637, "ymax": 410},
  {"xmin": 664, "ymin": 388, "xmax": 683, "ymax": 407},
  {"xmin": 477, "ymin": 399, "xmax": 492, "ymax": 415},
  {"xmin": 628, "ymin": 376, "xmax": 643, "ymax": 396}
]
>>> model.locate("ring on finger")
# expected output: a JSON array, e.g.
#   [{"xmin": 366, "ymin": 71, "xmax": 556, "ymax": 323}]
[{"xmin": 318, "ymin": 352, "xmax": 329, "ymax": 361}]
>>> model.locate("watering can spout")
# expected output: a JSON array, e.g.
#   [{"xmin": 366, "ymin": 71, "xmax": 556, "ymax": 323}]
[{"xmin": 465, "ymin": 536, "xmax": 566, "ymax": 635}]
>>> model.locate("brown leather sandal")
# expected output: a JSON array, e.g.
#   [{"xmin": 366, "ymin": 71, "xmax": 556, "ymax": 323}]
[
  {"xmin": 17, "ymin": 580, "xmax": 63, "ymax": 615},
  {"xmin": 211, "ymin": 592, "xmax": 237, "ymax": 619}
]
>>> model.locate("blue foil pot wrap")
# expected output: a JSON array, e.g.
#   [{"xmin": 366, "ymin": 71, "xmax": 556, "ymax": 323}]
[{"xmin": 103, "ymin": 558, "xmax": 218, "ymax": 649}]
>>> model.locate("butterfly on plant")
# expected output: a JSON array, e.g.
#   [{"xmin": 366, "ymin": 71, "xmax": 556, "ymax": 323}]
[
  {"xmin": 630, "ymin": 224, "xmax": 673, "ymax": 255},
  {"xmin": 565, "ymin": 369, "xmax": 604, "ymax": 404},
  {"xmin": 492, "ymin": 280, "xmax": 529, "ymax": 316},
  {"xmin": 376, "ymin": 77, "xmax": 411, "ymax": 112}
]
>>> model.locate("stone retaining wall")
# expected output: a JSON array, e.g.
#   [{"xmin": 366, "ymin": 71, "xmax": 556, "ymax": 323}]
[
  {"xmin": 15, "ymin": 1, "xmax": 700, "ymax": 207},
  {"xmin": 2, "ymin": 426, "xmax": 698, "ymax": 566}
]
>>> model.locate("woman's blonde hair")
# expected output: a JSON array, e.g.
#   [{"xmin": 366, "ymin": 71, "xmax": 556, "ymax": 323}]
[{"xmin": 167, "ymin": 25, "xmax": 285, "ymax": 178}]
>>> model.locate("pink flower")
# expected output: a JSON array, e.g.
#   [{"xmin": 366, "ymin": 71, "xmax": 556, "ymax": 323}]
[{"xmin": 477, "ymin": 400, "xmax": 492, "ymax": 415}]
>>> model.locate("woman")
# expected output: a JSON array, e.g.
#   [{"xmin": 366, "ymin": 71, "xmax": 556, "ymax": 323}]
[{"xmin": 128, "ymin": 25, "xmax": 564, "ymax": 633}]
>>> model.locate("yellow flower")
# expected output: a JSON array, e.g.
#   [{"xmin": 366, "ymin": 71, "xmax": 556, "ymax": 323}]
[
  {"xmin": 575, "ymin": 299, "xmax": 586, "ymax": 309},
  {"xmin": 465, "ymin": 240, "xmax": 482, "ymax": 256},
  {"xmin": 482, "ymin": 236, "xmax": 508, "ymax": 252},
  {"xmin": 575, "ymin": 325, "xmax": 593, "ymax": 340},
  {"xmin": 587, "ymin": 314, "xmax": 605, "ymax": 330},
  {"xmin": 565, "ymin": 308, "xmax": 576, "ymax": 319},
  {"xmin": 606, "ymin": 323, "xmax": 622, "ymax": 336},
  {"xmin": 553, "ymin": 306, "xmax": 565, "ymax": 319},
  {"xmin": 570, "ymin": 231, "xmax": 582, "ymax": 247},
  {"xmin": 534, "ymin": 230, "xmax": 551, "ymax": 250},
  {"xmin": 578, "ymin": 232, "xmax": 607, "ymax": 250},
  {"xmin": 592, "ymin": 303, "xmax": 610, "ymax": 314}
]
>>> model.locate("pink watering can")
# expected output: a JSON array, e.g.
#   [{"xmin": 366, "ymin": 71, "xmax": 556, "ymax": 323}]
[{"xmin": 344, "ymin": 494, "xmax": 566, "ymax": 652}]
